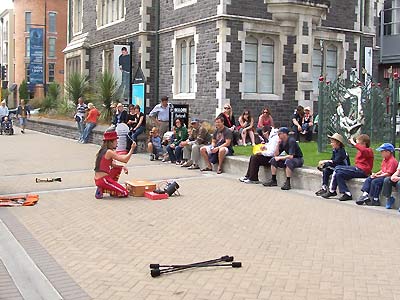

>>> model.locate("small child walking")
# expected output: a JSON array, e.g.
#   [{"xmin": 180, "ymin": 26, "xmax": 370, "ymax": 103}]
[
  {"xmin": 322, "ymin": 134, "xmax": 374, "ymax": 201},
  {"xmin": 356, "ymin": 143, "xmax": 398, "ymax": 206},
  {"xmin": 315, "ymin": 133, "xmax": 350, "ymax": 196}
]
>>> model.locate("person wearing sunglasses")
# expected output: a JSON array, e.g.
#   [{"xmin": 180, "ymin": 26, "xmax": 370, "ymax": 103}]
[
  {"xmin": 238, "ymin": 109, "xmax": 255, "ymax": 146},
  {"xmin": 217, "ymin": 104, "xmax": 240, "ymax": 145},
  {"xmin": 256, "ymin": 107, "xmax": 274, "ymax": 138}
]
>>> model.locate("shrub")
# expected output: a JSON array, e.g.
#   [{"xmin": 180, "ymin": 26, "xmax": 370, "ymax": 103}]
[
  {"xmin": 96, "ymin": 71, "xmax": 118, "ymax": 122},
  {"xmin": 65, "ymin": 72, "xmax": 90, "ymax": 104},
  {"xmin": 19, "ymin": 79, "xmax": 30, "ymax": 101}
]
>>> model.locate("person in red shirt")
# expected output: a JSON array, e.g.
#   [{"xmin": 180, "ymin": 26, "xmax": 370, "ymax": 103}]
[
  {"xmin": 322, "ymin": 134, "xmax": 374, "ymax": 201},
  {"xmin": 94, "ymin": 131, "xmax": 136, "ymax": 199},
  {"xmin": 81, "ymin": 103, "xmax": 100, "ymax": 144},
  {"xmin": 356, "ymin": 143, "xmax": 397, "ymax": 206}
]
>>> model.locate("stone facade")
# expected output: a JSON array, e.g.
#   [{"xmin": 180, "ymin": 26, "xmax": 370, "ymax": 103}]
[{"xmin": 65, "ymin": 0, "xmax": 383, "ymax": 126}]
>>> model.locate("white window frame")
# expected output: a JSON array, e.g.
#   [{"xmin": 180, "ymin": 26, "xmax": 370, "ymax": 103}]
[
  {"xmin": 48, "ymin": 12, "xmax": 57, "ymax": 33},
  {"xmin": 96, "ymin": 0, "xmax": 125, "ymax": 29},
  {"xmin": 363, "ymin": 0, "xmax": 372, "ymax": 30},
  {"xmin": 312, "ymin": 40, "xmax": 342, "ymax": 97},
  {"xmin": 48, "ymin": 63, "xmax": 55, "ymax": 82},
  {"xmin": 48, "ymin": 37, "xmax": 56, "ymax": 58},
  {"xmin": 102, "ymin": 49, "xmax": 114, "ymax": 73},
  {"xmin": 172, "ymin": 27, "xmax": 198, "ymax": 99},
  {"xmin": 73, "ymin": 0, "xmax": 83, "ymax": 34},
  {"xmin": 25, "ymin": 37, "xmax": 30, "ymax": 57},
  {"xmin": 174, "ymin": 0, "xmax": 197, "ymax": 10},
  {"xmin": 243, "ymin": 35, "xmax": 275, "ymax": 94},
  {"xmin": 240, "ymin": 32, "xmax": 282, "ymax": 101},
  {"xmin": 25, "ymin": 11, "xmax": 31, "ymax": 33}
]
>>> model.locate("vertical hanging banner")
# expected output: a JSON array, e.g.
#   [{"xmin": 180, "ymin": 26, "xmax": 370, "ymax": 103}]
[
  {"xmin": 114, "ymin": 44, "xmax": 132, "ymax": 104},
  {"xmin": 29, "ymin": 28, "xmax": 44, "ymax": 85},
  {"xmin": 131, "ymin": 66, "xmax": 146, "ymax": 112}
]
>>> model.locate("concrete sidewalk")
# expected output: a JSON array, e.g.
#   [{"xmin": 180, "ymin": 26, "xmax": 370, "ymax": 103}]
[{"xmin": 2, "ymin": 129, "xmax": 400, "ymax": 300}]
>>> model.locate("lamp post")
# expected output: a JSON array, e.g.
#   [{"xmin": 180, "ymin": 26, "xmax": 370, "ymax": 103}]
[
  {"xmin": 317, "ymin": 40, "xmax": 325, "ymax": 153},
  {"xmin": 392, "ymin": 72, "xmax": 399, "ymax": 148}
]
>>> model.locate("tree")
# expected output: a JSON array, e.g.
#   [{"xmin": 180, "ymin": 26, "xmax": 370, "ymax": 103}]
[
  {"xmin": 65, "ymin": 72, "xmax": 90, "ymax": 104},
  {"xmin": 97, "ymin": 71, "xmax": 119, "ymax": 121},
  {"xmin": 19, "ymin": 79, "xmax": 29, "ymax": 101}
]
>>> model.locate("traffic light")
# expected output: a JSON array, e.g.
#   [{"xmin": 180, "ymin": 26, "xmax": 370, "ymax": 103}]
[{"xmin": 1, "ymin": 65, "xmax": 7, "ymax": 80}]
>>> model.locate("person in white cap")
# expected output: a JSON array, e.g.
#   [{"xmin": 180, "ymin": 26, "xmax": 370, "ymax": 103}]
[{"xmin": 0, "ymin": 100, "xmax": 9, "ymax": 121}]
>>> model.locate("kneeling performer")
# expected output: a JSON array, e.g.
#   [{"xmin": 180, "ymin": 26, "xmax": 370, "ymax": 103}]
[{"xmin": 94, "ymin": 131, "xmax": 136, "ymax": 199}]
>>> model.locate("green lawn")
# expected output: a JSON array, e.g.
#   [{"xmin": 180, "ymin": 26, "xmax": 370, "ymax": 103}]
[{"xmin": 233, "ymin": 141, "xmax": 384, "ymax": 173}]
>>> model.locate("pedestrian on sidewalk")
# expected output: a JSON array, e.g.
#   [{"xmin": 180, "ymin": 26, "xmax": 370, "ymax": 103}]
[
  {"xmin": 75, "ymin": 97, "xmax": 88, "ymax": 142},
  {"xmin": 94, "ymin": 130, "xmax": 136, "ymax": 199},
  {"xmin": 81, "ymin": 103, "xmax": 100, "ymax": 144},
  {"xmin": 16, "ymin": 99, "xmax": 30, "ymax": 134},
  {"xmin": 263, "ymin": 127, "xmax": 303, "ymax": 190},
  {"xmin": 356, "ymin": 143, "xmax": 397, "ymax": 206},
  {"xmin": 322, "ymin": 134, "xmax": 374, "ymax": 201}
]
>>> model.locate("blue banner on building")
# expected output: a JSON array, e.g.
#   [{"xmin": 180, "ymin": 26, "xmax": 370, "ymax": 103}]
[{"xmin": 29, "ymin": 28, "xmax": 44, "ymax": 85}]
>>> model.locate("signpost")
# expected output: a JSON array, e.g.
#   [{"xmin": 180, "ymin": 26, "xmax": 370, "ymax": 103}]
[{"xmin": 170, "ymin": 104, "xmax": 189, "ymax": 129}]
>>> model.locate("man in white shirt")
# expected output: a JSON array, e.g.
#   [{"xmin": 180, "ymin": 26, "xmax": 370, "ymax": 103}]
[
  {"xmin": 149, "ymin": 96, "xmax": 171, "ymax": 138},
  {"xmin": 239, "ymin": 126, "xmax": 279, "ymax": 184}
]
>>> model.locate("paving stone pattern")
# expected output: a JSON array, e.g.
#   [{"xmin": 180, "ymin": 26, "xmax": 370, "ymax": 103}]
[
  {"xmin": 2, "ymin": 130, "xmax": 400, "ymax": 299},
  {"xmin": 0, "ymin": 260, "xmax": 23, "ymax": 300}
]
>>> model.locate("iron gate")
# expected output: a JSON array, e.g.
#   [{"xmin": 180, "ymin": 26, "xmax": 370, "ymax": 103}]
[{"xmin": 317, "ymin": 71, "xmax": 399, "ymax": 152}]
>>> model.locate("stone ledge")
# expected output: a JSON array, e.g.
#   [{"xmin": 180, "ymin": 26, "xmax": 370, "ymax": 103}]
[
  {"xmin": 24, "ymin": 116, "xmax": 147, "ymax": 152},
  {"xmin": 222, "ymin": 156, "xmax": 400, "ymax": 209},
  {"xmin": 23, "ymin": 116, "xmax": 398, "ymax": 209}
]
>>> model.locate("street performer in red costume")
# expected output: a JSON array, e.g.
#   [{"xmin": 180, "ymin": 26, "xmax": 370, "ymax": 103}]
[{"xmin": 94, "ymin": 131, "xmax": 136, "ymax": 199}]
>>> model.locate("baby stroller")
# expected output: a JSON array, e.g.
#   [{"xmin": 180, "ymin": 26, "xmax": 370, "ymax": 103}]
[{"xmin": 0, "ymin": 116, "xmax": 14, "ymax": 135}]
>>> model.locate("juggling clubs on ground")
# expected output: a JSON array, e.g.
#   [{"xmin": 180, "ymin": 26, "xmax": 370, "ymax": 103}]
[
  {"xmin": 149, "ymin": 256, "xmax": 242, "ymax": 278},
  {"xmin": 35, "ymin": 177, "xmax": 62, "ymax": 183}
]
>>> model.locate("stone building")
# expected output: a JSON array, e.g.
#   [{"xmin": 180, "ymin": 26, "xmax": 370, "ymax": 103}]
[
  {"xmin": 380, "ymin": 0, "xmax": 400, "ymax": 81},
  {"xmin": 65, "ymin": 0, "xmax": 383, "ymax": 125},
  {"xmin": 13, "ymin": 0, "xmax": 68, "ymax": 99},
  {"xmin": 0, "ymin": 9, "xmax": 15, "ymax": 106}
]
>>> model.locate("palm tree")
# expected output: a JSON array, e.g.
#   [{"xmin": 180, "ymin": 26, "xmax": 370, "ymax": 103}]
[
  {"xmin": 97, "ymin": 71, "xmax": 119, "ymax": 121},
  {"xmin": 65, "ymin": 72, "xmax": 90, "ymax": 104}
]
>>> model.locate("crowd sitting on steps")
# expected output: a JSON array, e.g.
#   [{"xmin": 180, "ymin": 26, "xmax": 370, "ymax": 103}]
[{"xmin": 74, "ymin": 97, "xmax": 400, "ymax": 211}]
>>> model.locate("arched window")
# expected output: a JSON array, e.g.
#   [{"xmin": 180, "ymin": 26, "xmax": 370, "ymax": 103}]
[
  {"xmin": 177, "ymin": 37, "xmax": 195, "ymax": 94},
  {"xmin": 326, "ymin": 45, "xmax": 337, "ymax": 81},
  {"xmin": 312, "ymin": 41, "xmax": 339, "ymax": 93},
  {"xmin": 260, "ymin": 38, "xmax": 274, "ymax": 94},
  {"xmin": 244, "ymin": 36, "xmax": 258, "ymax": 93},
  {"xmin": 244, "ymin": 36, "xmax": 274, "ymax": 94}
]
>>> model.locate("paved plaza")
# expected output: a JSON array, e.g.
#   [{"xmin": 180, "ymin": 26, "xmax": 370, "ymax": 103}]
[{"xmin": 2, "ymin": 130, "xmax": 400, "ymax": 300}]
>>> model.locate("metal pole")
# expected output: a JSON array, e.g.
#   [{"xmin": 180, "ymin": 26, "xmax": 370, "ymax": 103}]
[
  {"xmin": 43, "ymin": 0, "xmax": 47, "ymax": 97},
  {"xmin": 393, "ymin": 74, "xmax": 398, "ymax": 147},
  {"xmin": 317, "ymin": 79, "xmax": 324, "ymax": 153}
]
